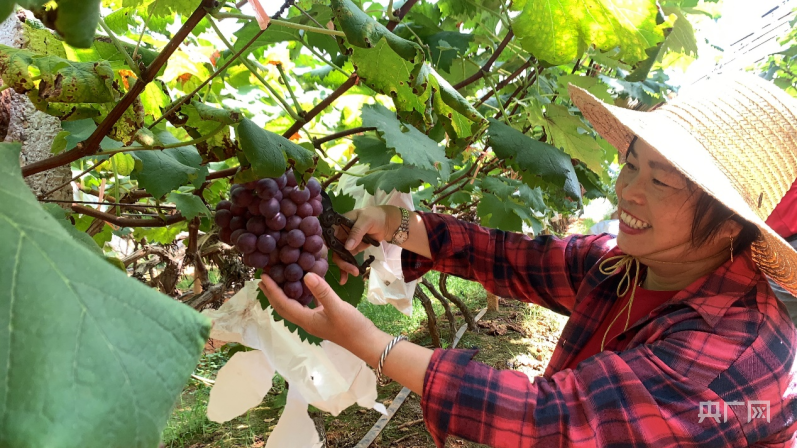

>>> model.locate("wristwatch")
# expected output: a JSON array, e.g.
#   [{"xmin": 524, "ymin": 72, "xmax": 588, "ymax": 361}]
[{"xmin": 388, "ymin": 207, "xmax": 410, "ymax": 246}]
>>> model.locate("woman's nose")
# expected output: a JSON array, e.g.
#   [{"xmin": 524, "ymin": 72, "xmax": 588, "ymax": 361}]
[{"xmin": 618, "ymin": 174, "xmax": 645, "ymax": 205}]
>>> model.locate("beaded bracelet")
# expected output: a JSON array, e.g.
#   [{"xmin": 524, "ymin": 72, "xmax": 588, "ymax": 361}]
[{"xmin": 376, "ymin": 335, "xmax": 407, "ymax": 382}]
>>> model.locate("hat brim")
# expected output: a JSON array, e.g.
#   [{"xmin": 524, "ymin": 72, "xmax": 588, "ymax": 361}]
[{"xmin": 569, "ymin": 84, "xmax": 797, "ymax": 296}]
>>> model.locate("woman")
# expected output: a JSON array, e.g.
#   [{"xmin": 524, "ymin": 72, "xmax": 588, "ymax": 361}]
[{"xmin": 260, "ymin": 72, "xmax": 797, "ymax": 447}]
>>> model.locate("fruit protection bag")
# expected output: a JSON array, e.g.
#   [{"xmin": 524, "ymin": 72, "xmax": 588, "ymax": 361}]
[
  {"xmin": 335, "ymin": 167, "xmax": 418, "ymax": 316},
  {"xmin": 203, "ymin": 281, "xmax": 387, "ymax": 448}
]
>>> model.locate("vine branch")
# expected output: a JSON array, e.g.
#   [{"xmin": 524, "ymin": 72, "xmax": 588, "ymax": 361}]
[
  {"xmin": 72, "ymin": 205, "xmax": 186, "ymax": 227},
  {"xmin": 452, "ymin": 30, "xmax": 514, "ymax": 91},
  {"xmin": 21, "ymin": 0, "xmax": 216, "ymax": 178}
]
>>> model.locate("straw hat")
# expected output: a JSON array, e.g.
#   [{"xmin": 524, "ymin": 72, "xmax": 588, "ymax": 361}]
[{"xmin": 568, "ymin": 72, "xmax": 797, "ymax": 296}]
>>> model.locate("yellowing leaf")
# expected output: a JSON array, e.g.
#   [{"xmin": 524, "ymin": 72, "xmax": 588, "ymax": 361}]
[
  {"xmin": 543, "ymin": 104, "xmax": 606, "ymax": 173},
  {"xmin": 512, "ymin": 0, "xmax": 666, "ymax": 65}
]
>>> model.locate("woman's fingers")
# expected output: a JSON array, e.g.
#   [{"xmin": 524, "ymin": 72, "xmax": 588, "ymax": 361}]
[
  {"xmin": 304, "ymin": 272, "xmax": 341, "ymax": 311},
  {"xmin": 258, "ymin": 274, "xmax": 312, "ymax": 327},
  {"xmin": 331, "ymin": 252, "xmax": 359, "ymax": 285}
]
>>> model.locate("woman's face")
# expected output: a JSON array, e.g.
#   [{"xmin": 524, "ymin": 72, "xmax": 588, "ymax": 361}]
[{"xmin": 614, "ymin": 139, "xmax": 725, "ymax": 262}]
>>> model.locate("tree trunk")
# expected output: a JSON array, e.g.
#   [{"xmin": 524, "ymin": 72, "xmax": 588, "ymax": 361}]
[{"xmin": 0, "ymin": 11, "xmax": 69, "ymax": 203}]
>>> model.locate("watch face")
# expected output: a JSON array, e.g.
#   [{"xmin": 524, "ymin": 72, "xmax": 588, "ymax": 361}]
[{"xmin": 394, "ymin": 231, "xmax": 409, "ymax": 245}]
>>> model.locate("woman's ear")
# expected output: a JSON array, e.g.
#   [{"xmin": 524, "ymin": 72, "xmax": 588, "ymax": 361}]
[{"xmin": 719, "ymin": 218, "xmax": 744, "ymax": 242}]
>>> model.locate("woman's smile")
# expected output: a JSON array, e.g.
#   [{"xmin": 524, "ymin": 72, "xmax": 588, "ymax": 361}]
[{"xmin": 618, "ymin": 208, "xmax": 651, "ymax": 233}]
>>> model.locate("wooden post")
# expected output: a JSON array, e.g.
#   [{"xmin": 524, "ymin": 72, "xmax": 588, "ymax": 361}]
[{"xmin": 487, "ymin": 291, "xmax": 500, "ymax": 312}]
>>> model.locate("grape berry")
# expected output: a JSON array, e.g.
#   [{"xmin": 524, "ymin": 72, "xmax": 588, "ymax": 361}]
[{"xmin": 215, "ymin": 171, "xmax": 327, "ymax": 306}]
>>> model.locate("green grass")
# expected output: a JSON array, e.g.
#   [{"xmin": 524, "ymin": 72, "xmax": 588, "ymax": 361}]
[{"xmin": 176, "ymin": 268, "xmax": 222, "ymax": 291}]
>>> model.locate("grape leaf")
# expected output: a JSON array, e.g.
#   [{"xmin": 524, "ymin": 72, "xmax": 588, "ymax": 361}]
[
  {"xmin": 486, "ymin": 118, "xmax": 581, "ymax": 201},
  {"xmin": 331, "ymin": 0, "xmax": 424, "ymax": 64},
  {"xmin": 360, "ymin": 104, "xmax": 450, "ymax": 179},
  {"xmin": 352, "ymin": 135, "xmax": 394, "ymax": 167},
  {"xmin": 512, "ymin": 0, "xmax": 666, "ymax": 65},
  {"xmin": 357, "ymin": 163, "xmax": 439, "ymax": 194},
  {"xmin": 190, "ymin": 100, "xmax": 242, "ymax": 125},
  {"xmin": 351, "ymin": 38, "xmax": 426, "ymax": 113},
  {"xmin": 542, "ymin": 104, "xmax": 606, "ymax": 173},
  {"xmin": 51, "ymin": 0, "xmax": 102, "ymax": 49},
  {"xmin": 167, "ymin": 192, "xmax": 211, "ymax": 220},
  {"xmin": 0, "ymin": 142, "xmax": 210, "ymax": 447},
  {"xmin": 327, "ymin": 263, "xmax": 364, "ymax": 308},
  {"xmin": 477, "ymin": 192, "xmax": 523, "ymax": 232},
  {"xmin": 238, "ymin": 118, "xmax": 312, "ymax": 180},
  {"xmin": 424, "ymin": 31, "xmax": 472, "ymax": 72},
  {"xmin": 130, "ymin": 132, "xmax": 209, "ymax": 198},
  {"xmin": 0, "ymin": 45, "xmax": 117, "ymax": 103}
]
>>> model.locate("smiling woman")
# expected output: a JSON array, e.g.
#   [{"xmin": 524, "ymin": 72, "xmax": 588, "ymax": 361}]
[{"xmin": 259, "ymin": 72, "xmax": 797, "ymax": 448}]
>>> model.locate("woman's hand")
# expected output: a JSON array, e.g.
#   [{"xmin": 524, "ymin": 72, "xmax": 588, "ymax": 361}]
[
  {"xmin": 333, "ymin": 205, "xmax": 400, "ymax": 285},
  {"xmin": 258, "ymin": 272, "xmax": 379, "ymax": 351}
]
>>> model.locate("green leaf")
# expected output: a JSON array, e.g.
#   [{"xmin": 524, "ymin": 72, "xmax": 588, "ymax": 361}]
[
  {"xmin": 556, "ymin": 74, "xmax": 614, "ymax": 103},
  {"xmin": 357, "ymin": 163, "xmax": 439, "ymax": 194},
  {"xmin": 237, "ymin": 118, "xmax": 314, "ymax": 180},
  {"xmin": 0, "ymin": 142, "xmax": 210, "ymax": 447},
  {"xmin": 42, "ymin": 203, "xmax": 104, "ymax": 257},
  {"xmin": 141, "ymin": 82, "xmax": 169, "ymax": 117},
  {"xmin": 477, "ymin": 194, "xmax": 522, "ymax": 232},
  {"xmin": 97, "ymin": 153, "xmax": 136, "ymax": 176},
  {"xmin": 0, "ymin": 45, "xmax": 117, "ymax": 103},
  {"xmin": 260, "ymin": 289, "xmax": 322, "ymax": 345},
  {"xmin": 353, "ymin": 135, "xmax": 394, "ymax": 167},
  {"xmin": 360, "ymin": 104, "xmax": 450, "ymax": 179},
  {"xmin": 51, "ymin": 0, "xmax": 102, "ymax": 49},
  {"xmin": 131, "ymin": 132, "xmax": 209, "ymax": 198},
  {"xmin": 542, "ymin": 104, "xmax": 606, "ymax": 173},
  {"xmin": 331, "ymin": 0, "xmax": 424, "ymax": 63},
  {"xmin": 327, "ymin": 263, "xmax": 364, "ymax": 308},
  {"xmin": 55, "ymin": 118, "xmax": 122, "ymax": 153},
  {"xmin": 512, "ymin": 0, "xmax": 666, "ymax": 65},
  {"xmin": 486, "ymin": 118, "xmax": 581, "ymax": 201},
  {"xmin": 167, "ymin": 192, "xmax": 211, "ymax": 220},
  {"xmin": 424, "ymin": 31, "xmax": 472, "ymax": 72},
  {"xmin": 351, "ymin": 38, "xmax": 426, "ymax": 113},
  {"xmin": 133, "ymin": 222, "xmax": 187, "ymax": 245},
  {"xmin": 191, "ymin": 100, "xmax": 242, "ymax": 125},
  {"xmin": 327, "ymin": 191, "xmax": 356, "ymax": 215}
]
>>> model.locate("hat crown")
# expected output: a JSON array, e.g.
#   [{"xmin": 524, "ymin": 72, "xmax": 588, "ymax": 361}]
[{"xmin": 656, "ymin": 74, "xmax": 797, "ymax": 220}]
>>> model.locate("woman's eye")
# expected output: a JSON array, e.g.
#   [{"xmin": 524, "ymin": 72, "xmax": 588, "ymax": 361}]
[
  {"xmin": 653, "ymin": 179, "xmax": 670, "ymax": 187},
  {"xmin": 625, "ymin": 162, "xmax": 637, "ymax": 171}
]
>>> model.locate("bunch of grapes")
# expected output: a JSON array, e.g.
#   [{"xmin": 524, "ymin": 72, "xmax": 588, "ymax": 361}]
[{"xmin": 214, "ymin": 170, "xmax": 329, "ymax": 306}]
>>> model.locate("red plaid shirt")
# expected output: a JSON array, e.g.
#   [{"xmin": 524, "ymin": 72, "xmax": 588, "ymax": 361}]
[{"xmin": 402, "ymin": 213, "xmax": 797, "ymax": 448}]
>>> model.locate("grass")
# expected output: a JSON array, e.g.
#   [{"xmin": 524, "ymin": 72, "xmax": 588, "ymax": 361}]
[
  {"xmin": 176, "ymin": 268, "xmax": 222, "ymax": 292},
  {"xmin": 161, "ymin": 273, "xmax": 567, "ymax": 447}
]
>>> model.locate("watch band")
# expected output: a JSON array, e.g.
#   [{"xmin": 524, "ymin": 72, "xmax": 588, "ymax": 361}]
[{"xmin": 388, "ymin": 207, "xmax": 410, "ymax": 245}]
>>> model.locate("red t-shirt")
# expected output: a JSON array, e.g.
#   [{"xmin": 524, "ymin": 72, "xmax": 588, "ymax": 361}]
[
  {"xmin": 766, "ymin": 178, "xmax": 797, "ymax": 239},
  {"xmin": 564, "ymin": 285, "xmax": 677, "ymax": 370}
]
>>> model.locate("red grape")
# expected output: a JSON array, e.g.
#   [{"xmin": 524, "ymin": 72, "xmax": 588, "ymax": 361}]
[
  {"xmin": 287, "ymin": 229, "xmax": 306, "ymax": 248},
  {"xmin": 259, "ymin": 198, "xmax": 280, "ymax": 218},
  {"xmin": 298, "ymin": 252, "xmax": 315, "ymax": 270},
  {"xmin": 267, "ymin": 213, "xmax": 286, "ymax": 231},
  {"xmin": 236, "ymin": 233, "xmax": 257, "ymax": 254},
  {"xmin": 255, "ymin": 178, "xmax": 279, "ymax": 199},
  {"xmin": 247, "ymin": 217, "xmax": 267, "ymax": 235},
  {"xmin": 285, "ymin": 263, "xmax": 303, "ymax": 282},
  {"xmin": 273, "ymin": 190, "xmax": 283, "ymax": 202},
  {"xmin": 290, "ymin": 188, "xmax": 310, "ymax": 204},
  {"xmin": 216, "ymin": 200, "xmax": 232, "ymax": 211},
  {"xmin": 280, "ymin": 198, "xmax": 297, "ymax": 217},
  {"xmin": 247, "ymin": 198, "xmax": 261, "ymax": 215},
  {"xmin": 286, "ymin": 171, "xmax": 298, "ymax": 187},
  {"xmin": 243, "ymin": 180, "xmax": 258, "ymax": 190},
  {"xmin": 219, "ymin": 227, "xmax": 233, "ymax": 244},
  {"xmin": 231, "ymin": 188, "xmax": 254, "ymax": 207},
  {"xmin": 303, "ymin": 235, "xmax": 324, "ymax": 253},
  {"xmin": 249, "ymin": 251, "xmax": 269, "ymax": 269},
  {"xmin": 306, "ymin": 178, "xmax": 321, "ymax": 198},
  {"xmin": 269, "ymin": 264, "xmax": 286, "ymax": 283},
  {"xmin": 284, "ymin": 281, "xmax": 303, "ymax": 299},
  {"xmin": 297, "ymin": 294, "xmax": 313, "ymax": 306},
  {"xmin": 277, "ymin": 231, "xmax": 289, "ymax": 248},
  {"xmin": 311, "ymin": 258, "xmax": 328, "ymax": 276},
  {"xmin": 215, "ymin": 209, "xmax": 232, "ymax": 227},
  {"xmin": 296, "ymin": 202, "xmax": 313, "ymax": 218},
  {"xmin": 230, "ymin": 229, "xmax": 245, "ymax": 245},
  {"xmin": 230, "ymin": 204, "xmax": 247, "ymax": 216},
  {"xmin": 257, "ymin": 234, "xmax": 276, "ymax": 253},
  {"xmin": 274, "ymin": 173, "xmax": 287, "ymax": 189},
  {"xmin": 315, "ymin": 246, "xmax": 329, "ymax": 260},
  {"xmin": 279, "ymin": 246, "xmax": 300, "ymax": 264},
  {"xmin": 230, "ymin": 216, "xmax": 245, "ymax": 231},
  {"xmin": 285, "ymin": 215, "xmax": 302, "ymax": 231},
  {"xmin": 268, "ymin": 249, "xmax": 280, "ymax": 266},
  {"xmin": 299, "ymin": 217, "xmax": 320, "ymax": 236},
  {"xmin": 310, "ymin": 198, "xmax": 323, "ymax": 216}
]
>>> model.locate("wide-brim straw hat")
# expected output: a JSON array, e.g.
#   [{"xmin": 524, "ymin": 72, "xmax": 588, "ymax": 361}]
[{"xmin": 569, "ymin": 72, "xmax": 797, "ymax": 296}]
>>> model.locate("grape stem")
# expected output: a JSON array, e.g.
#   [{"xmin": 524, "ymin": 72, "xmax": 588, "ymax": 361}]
[
  {"xmin": 98, "ymin": 17, "xmax": 141, "ymax": 78},
  {"xmin": 72, "ymin": 204, "xmax": 186, "ymax": 227},
  {"xmin": 213, "ymin": 12, "xmax": 346, "ymax": 37}
]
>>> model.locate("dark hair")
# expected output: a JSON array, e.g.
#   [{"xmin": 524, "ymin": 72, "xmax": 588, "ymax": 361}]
[{"xmin": 690, "ymin": 187, "xmax": 760, "ymax": 256}]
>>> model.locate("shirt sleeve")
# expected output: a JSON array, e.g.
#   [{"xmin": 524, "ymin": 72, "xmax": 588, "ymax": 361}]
[
  {"xmin": 401, "ymin": 212, "xmax": 616, "ymax": 315},
  {"xmin": 420, "ymin": 309, "xmax": 796, "ymax": 448}
]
